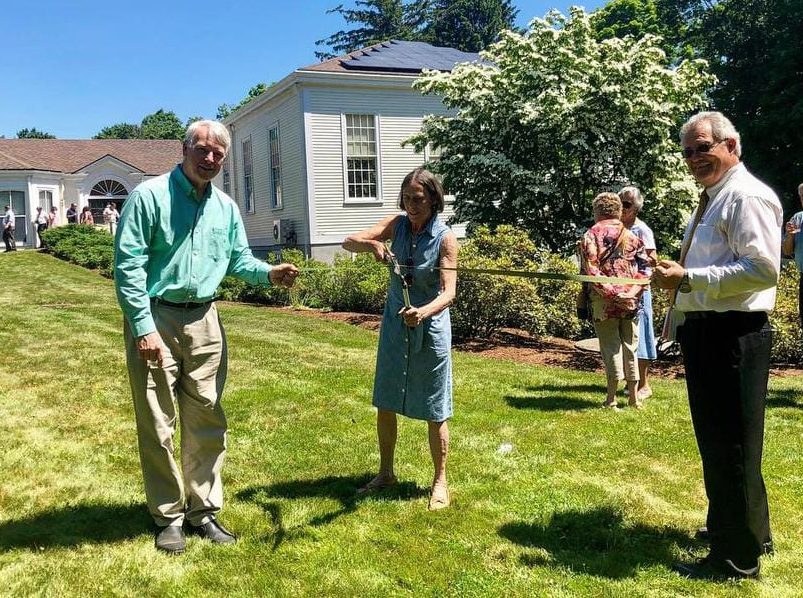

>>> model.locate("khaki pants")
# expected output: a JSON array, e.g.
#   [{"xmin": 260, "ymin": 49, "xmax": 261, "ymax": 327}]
[
  {"xmin": 124, "ymin": 302, "xmax": 228, "ymax": 527},
  {"xmin": 594, "ymin": 316, "xmax": 639, "ymax": 383}
]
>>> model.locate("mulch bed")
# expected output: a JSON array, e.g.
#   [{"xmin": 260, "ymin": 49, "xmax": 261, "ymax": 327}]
[{"xmin": 270, "ymin": 306, "xmax": 802, "ymax": 380}]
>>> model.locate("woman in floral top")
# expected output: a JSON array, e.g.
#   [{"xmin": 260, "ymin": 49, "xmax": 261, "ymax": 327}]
[{"xmin": 580, "ymin": 192, "xmax": 648, "ymax": 409}]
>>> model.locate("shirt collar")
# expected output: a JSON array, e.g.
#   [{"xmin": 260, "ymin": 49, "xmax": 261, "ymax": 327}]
[
  {"xmin": 406, "ymin": 213, "xmax": 438, "ymax": 237},
  {"xmin": 171, "ymin": 164, "xmax": 213, "ymax": 201},
  {"xmin": 706, "ymin": 162, "xmax": 744, "ymax": 198}
]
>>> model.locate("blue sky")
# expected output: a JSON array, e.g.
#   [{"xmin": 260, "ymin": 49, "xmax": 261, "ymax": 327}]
[{"xmin": 1, "ymin": 0, "xmax": 603, "ymax": 139}]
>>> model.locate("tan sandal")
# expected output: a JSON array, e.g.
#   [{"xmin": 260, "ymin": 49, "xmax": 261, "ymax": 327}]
[
  {"xmin": 428, "ymin": 483, "xmax": 450, "ymax": 511},
  {"xmin": 356, "ymin": 474, "xmax": 397, "ymax": 495}
]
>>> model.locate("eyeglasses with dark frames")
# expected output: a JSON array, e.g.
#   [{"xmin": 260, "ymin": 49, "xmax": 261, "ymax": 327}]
[{"xmin": 682, "ymin": 139, "xmax": 726, "ymax": 159}]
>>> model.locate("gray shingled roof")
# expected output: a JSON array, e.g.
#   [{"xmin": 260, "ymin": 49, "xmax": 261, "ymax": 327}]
[{"xmin": 301, "ymin": 40, "xmax": 482, "ymax": 74}]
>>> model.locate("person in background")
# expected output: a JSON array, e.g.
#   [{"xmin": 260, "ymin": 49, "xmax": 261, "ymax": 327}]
[
  {"xmin": 115, "ymin": 119, "xmax": 299, "ymax": 555},
  {"xmin": 654, "ymin": 111, "xmax": 780, "ymax": 580},
  {"xmin": 80, "ymin": 206, "xmax": 94, "ymax": 226},
  {"xmin": 2, "ymin": 204, "xmax": 16, "ymax": 252},
  {"xmin": 32, "ymin": 206, "xmax": 48, "ymax": 248},
  {"xmin": 342, "ymin": 168, "xmax": 457, "ymax": 511},
  {"xmin": 781, "ymin": 183, "xmax": 803, "ymax": 329},
  {"xmin": 48, "ymin": 206, "xmax": 59, "ymax": 228},
  {"xmin": 66, "ymin": 203, "xmax": 78, "ymax": 224},
  {"xmin": 579, "ymin": 192, "xmax": 648, "ymax": 409},
  {"xmin": 619, "ymin": 186, "xmax": 657, "ymax": 400}
]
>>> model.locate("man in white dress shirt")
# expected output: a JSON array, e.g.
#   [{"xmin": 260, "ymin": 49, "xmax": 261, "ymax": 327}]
[{"xmin": 654, "ymin": 111, "xmax": 781, "ymax": 580}]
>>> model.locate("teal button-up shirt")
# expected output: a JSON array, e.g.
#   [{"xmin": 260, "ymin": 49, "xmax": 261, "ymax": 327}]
[{"xmin": 114, "ymin": 165, "xmax": 272, "ymax": 337}]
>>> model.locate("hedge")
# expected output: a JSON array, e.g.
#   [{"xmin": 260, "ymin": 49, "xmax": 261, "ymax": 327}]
[{"xmin": 39, "ymin": 223, "xmax": 803, "ymax": 363}]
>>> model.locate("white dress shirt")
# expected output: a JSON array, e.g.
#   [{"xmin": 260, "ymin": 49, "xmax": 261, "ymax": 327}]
[{"xmin": 677, "ymin": 162, "xmax": 782, "ymax": 313}]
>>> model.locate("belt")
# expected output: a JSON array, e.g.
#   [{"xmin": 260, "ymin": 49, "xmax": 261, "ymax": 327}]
[
  {"xmin": 151, "ymin": 297, "xmax": 213, "ymax": 309},
  {"xmin": 683, "ymin": 310, "xmax": 767, "ymax": 321}
]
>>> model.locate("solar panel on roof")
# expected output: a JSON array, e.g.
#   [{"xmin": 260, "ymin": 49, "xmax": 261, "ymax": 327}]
[{"xmin": 342, "ymin": 40, "xmax": 481, "ymax": 73}]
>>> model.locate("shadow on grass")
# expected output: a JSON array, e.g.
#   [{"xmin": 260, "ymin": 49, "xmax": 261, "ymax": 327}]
[
  {"xmin": 506, "ymin": 384, "xmax": 604, "ymax": 411},
  {"xmin": 499, "ymin": 506, "xmax": 698, "ymax": 578},
  {"xmin": 0, "ymin": 502, "xmax": 151, "ymax": 550},
  {"xmin": 767, "ymin": 387, "xmax": 803, "ymax": 409},
  {"xmin": 237, "ymin": 474, "xmax": 427, "ymax": 549}
]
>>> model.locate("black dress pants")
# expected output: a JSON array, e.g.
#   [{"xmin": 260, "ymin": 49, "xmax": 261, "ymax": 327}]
[
  {"xmin": 2, "ymin": 228, "xmax": 15, "ymax": 252},
  {"xmin": 679, "ymin": 310, "xmax": 772, "ymax": 568}
]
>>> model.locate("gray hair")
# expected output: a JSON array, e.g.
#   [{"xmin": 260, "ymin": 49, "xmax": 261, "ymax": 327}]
[
  {"xmin": 798, "ymin": 183, "xmax": 803, "ymax": 195},
  {"xmin": 618, "ymin": 186, "xmax": 643, "ymax": 212},
  {"xmin": 184, "ymin": 120, "xmax": 231, "ymax": 154},
  {"xmin": 680, "ymin": 111, "xmax": 742, "ymax": 158}
]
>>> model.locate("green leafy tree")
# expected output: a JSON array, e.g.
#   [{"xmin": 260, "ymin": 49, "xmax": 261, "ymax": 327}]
[
  {"xmin": 699, "ymin": 0, "xmax": 803, "ymax": 209},
  {"xmin": 315, "ymin": 0, "xmax": 429, "ymax": 60},
  {"xmin": 139, "ymin": 109, "xmax": 185, "ymax": 140},
  {"xmin": 185, "ymin": 116, "xmax": 204, "ymax": 128},
  {"xmin": 17, "ymin": 127, "xmax": 56, "ymax": 139},
  {"xmin": 93, "ymin": 123, "xmax": 142, "ymax": 139},
  {"xmin": 217, "ymin": 83, "xmax": 270, "ymax": 120},
  {"xmin": 408, "ymin": 7, "xmax": 715, "ymax": 253},
  {"xmin": 592, "ymin": 0, "xmax": 707, "ymax": 63},
  {"xmin": 424, "ymin": 0, "xmax": 518, "ymax": 52}
]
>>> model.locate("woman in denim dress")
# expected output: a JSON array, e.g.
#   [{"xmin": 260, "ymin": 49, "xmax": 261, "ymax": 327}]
[{"xmin": 342, "ymin": 168, "xmax": 458, "ymax": 510}]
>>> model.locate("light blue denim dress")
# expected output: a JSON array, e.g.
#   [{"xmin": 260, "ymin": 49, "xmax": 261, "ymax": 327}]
[{"xmin": 372, "ymin": 215, "xmax": 453, "ymax": 421}]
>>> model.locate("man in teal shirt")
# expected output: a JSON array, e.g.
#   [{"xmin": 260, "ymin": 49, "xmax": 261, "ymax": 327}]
[{"xmin": 115, "ymin": 119, "xmax": 298, "ymax": 554}]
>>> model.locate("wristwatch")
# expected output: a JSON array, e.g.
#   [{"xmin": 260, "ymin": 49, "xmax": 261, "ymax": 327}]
[{"xmin": 678, "ymin": 270, "xmax": 692, "ymax": 293}]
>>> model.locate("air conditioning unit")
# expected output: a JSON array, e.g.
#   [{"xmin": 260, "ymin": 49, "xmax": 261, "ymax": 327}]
[{"xmin": 272, "ymin": 219, "xmax": 295, "ymax": 245}]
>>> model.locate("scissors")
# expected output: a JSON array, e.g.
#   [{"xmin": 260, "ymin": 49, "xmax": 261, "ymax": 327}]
[{"xmin": 385, "ymin": 254, "xmax": 412, "ymax": 309}]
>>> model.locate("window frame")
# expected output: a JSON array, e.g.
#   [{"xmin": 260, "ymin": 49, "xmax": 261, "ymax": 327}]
[
  {"xmin": 341, "ymin": 113, "xmax": 382, "ymax": 205},
  {"xmin": 222, "ymin": 156, "xmax": 231, "ymax": 196},
  {"xmin": 268, "ymin": 122, "xmax": 282, "ymax": 210},
  {"xmin": 241, "ymin": 136, "xmax": 254, "ymax": 214}
]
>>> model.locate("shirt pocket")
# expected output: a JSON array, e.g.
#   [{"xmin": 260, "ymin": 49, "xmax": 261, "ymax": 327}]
[{"xmin": 209, "ymin": 227, "xmax": 230, "ymax": 261}]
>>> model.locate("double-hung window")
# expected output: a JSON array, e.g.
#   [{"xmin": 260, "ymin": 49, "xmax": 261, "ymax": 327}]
[
  {"xmin": 39, "ymin": 190, "xmax": 54, "ymax": 211},
  {"xmin": 268, "ymin": 124, "xmax": 282, "ymax": 209},
  {"xmin": 344, "ymin": 114, "xmax": 379, "ymax": 201},
  {"xmin": 242, "ymin": 137, "xmax": 254, "ymax": 213},
  {"xmin": 222, "ymin": 157, "xmax": 231, "ymax": 195}
]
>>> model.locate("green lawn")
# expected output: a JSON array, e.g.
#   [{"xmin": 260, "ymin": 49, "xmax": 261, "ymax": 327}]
[{"xmin": 1, "ymin": 251, "xmax": 802, "ymax": 597}]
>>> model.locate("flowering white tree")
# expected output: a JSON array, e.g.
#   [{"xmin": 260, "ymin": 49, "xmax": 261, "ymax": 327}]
[{"xmin": 408, "ymin": 7, "xmax": 715, "ymax": 253}]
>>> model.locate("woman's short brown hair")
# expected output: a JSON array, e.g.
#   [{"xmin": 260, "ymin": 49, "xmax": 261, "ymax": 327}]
[
  {"xmin": 398, "ymin": 168, "xmax": 445, "ymax": 213},
  {"xmin": 592, "ymin": 192, "xmax": 622, "ymax": 221}
]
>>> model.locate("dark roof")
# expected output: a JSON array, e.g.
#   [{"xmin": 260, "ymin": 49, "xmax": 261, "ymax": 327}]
[
  {"xmin": 300, "ymin": 40, "xmax": 481, "ymax": 75},
  {"xmin": 0, "ymin": 139, "xmax": 182, "ymax": 174}
]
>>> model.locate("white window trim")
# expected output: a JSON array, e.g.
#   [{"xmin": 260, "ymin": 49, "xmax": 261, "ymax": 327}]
[
  {"xmin": 268, "ymin": 121, "xmax": 283, "ymax": 211},
  {"xmin": 242, "ymin": 135, "xmax": 255, "ymax": 214},
  {"xmin": 341, "ymin": 113, "xmax": 382, "ymax": 205},
  {"xmin": 222, "ymin": 157, "xmax": 231, "ymax": 196}
]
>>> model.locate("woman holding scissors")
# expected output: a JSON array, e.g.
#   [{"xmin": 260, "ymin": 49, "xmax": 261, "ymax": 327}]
[{"xmin": 342, "ymin": 168, "xmax": 458, "ymax": 510}]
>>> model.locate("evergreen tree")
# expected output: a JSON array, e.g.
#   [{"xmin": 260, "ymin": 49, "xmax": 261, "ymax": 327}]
[
  {"xmin": 424, "ymin": 0, "xmax": 517, "ymax": 52},
  {"xmin": 315, "ymin": 0, "xmax": 429, "ymax": 60}
]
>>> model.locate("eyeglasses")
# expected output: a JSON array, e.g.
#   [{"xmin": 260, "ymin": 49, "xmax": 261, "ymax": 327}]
[
  {"xmin": 404, "ymin": 257, "xmax": 414, "ymax": 287},
  {"xmin": 192, "ymin": 145, "xmax": 226, "ymax": 162},
  {"xmin": 682, "ymin": 140, "xmax": 725, "ymax": 159}
]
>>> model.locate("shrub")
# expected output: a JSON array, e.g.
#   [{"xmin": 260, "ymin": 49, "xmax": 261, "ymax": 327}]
[
  {"xmin": 40, "ymin": 225, "xmax": 114, "ymax": 278},
  {"xmin": 771, "ymin": 262, "xmax": 802, "ymax": 364},
  {"xmin": 451, "ymin": 225, "xmax": 584, "ymax": 340}
]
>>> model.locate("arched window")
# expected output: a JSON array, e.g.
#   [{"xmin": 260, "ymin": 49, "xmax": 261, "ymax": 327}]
[{"xmin": 88, "ymin": 179, "xmax": 128, "ymax": 223}]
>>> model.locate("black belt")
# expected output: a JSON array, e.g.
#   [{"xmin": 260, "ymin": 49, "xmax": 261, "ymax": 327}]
[
  {"xmin": 683, "ymin": 310, "xmax": 767, "ymax": 321},
  {"xmin": 151, "ymin": 297, "xmax": 213, "ymax": 309}
]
